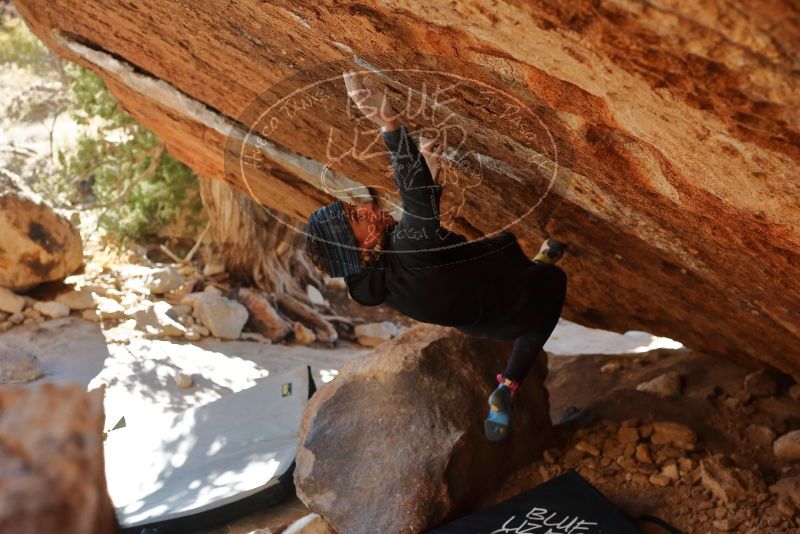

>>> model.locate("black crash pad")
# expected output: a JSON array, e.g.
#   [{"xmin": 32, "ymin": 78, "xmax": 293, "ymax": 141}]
[{"xmin": 426, "ymin": 470, "xmax": 640, "ymax": 534}]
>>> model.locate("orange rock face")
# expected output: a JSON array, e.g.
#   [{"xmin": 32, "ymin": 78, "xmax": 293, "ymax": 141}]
[{"xmin": 12, "ymin": 1, "xmax": 799, "ymax": 377}]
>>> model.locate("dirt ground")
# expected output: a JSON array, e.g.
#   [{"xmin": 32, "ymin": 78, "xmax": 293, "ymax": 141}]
[{"xmin": 485, "ymin": 348, "xmax": 800, "ymax": 533}]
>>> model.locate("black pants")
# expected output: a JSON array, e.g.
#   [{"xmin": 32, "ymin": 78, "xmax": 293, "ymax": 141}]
[
  {"xmin": 501, "ymin": 261, "xmax": 567, "ymax": 383},
  {"xmin": 459, "ymin": 260, "xmax": 567, "ymax": 384}
]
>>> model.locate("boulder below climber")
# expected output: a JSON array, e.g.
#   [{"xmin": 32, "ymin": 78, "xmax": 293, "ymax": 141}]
[
  {"xmin": 0, "ymin": 384, "xmax": 117, "ymax": 533},
  {"xmin": 0, "ymin": 172, "xmax": 83, "ymax": 291},
  {"xmin": 294, "ymin": 324, "xmax": 552, "ymax": 534}
]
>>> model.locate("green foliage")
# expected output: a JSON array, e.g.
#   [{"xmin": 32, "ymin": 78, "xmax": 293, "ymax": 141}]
[
  {"xmin": 53, "ymin": 64, "xmax": 203, "ymax": 239},
  {"xmin": 2, "ymin": 14, "xmax": 203, "ymax": 241},
  {"xmin": 0, "ymin": 16, "xmax": 51, "ymax": 74}
]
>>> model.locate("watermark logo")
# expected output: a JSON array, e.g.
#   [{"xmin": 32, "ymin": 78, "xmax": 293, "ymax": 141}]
[{"xmin": 224, "ymin": 55, "xmax": 564, "ymax": 269}]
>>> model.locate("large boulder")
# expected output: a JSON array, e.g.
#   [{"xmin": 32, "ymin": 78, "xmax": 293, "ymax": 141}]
[
  {"xmin": 11, "ymin": 1, "xmax": 800, "ymax": 379},
  {"xmin": 294, "ymin": 324, "xmax": 552, "ymax": 534},
  {"xmin": 0, "ymin": 172, "xmax": 83, "ymax": 291},
  {"xmin": 0, "ymin": 384, "xmax": 117, "ymax": 533}
]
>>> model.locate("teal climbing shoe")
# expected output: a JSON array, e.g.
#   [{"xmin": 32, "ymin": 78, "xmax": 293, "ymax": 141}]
[{"xmin": 484, "ymin": 374, "xmax": 518, "ymax": 441}]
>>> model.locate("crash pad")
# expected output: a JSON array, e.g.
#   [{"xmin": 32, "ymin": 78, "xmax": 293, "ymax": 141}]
[
  {"xmin": 426, "ymin": 470, "xmax": 640, "ymax": 533},
  {"xmin": 104, "ymin": 365, "xmax": 315, "ymax": 532}
]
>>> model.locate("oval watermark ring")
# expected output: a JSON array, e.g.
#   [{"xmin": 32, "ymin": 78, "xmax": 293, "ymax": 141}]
[{"xmin": 224, "ymin": 55, "xmax": 566, "ymax": 268}]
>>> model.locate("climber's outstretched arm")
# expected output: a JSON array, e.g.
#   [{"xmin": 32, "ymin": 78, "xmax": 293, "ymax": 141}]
[
  {"xmin": 343, "ymin": 70, "xmax": 442, "ymax": 232},
  {"xmin": 380, "ymin": 125, "xmax": 442, "ymax": 231}
]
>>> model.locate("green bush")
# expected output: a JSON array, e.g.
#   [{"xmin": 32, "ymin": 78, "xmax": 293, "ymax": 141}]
[
  {"xmin": 56, "ymin": 64, "xmax": 204, "ymax": 239},
  {"xmin": 0, "ymin": 16, "xmax": 51, "ymax": 74},
  {"xmin": 3, "ymin": 14, "xmax": 203, "ymax": 241}
]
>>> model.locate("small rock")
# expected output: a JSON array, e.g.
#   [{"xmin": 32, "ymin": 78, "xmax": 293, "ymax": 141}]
[
  {"xmin": 0, "ymin": 287, "xmax": 25, "ymax": 314},
  {"xmin": 621, "ymin": 417, "xmax": 639, "ymax": 428},
  {"xmin": 192, "ymin": 294, "xmax": 248, "ymax": 339},
  {"xmin": 294, "ymin": 321, "xmax": 316, "ymax": 345},
  {"xmin": 203, "ymin": 261, "xmax": 225, "ymax": 277},
  {"xmin": 184, "ymin": 328, "xmax": 202, "ymax": 341},
  {"xmin": 33, "ymin": 301, "xmax": 70, "ymax": 319},
  {"xmin": 635, "ymin": 443, "xmax": 654, "ymax": 463},
  {"xmin": 575, "ymin": 441, "xmax": 600, "ymax": 457},
  {"xmin": 651, "ymin": 421, "xmax": 698, "ymax": 450},
  {"xmin": 354, "ymin": 321, "xmax": 399, "ymax": 347},
  {"xmin": 143, "ymin": 266, "xmax": 184, "ymax": 294},
  {"xmin": 653, "ymin": 445, "xmax": 685, "ymax": 465},
  {"xmin": 744, "ymin": 369, "xmax": 778, "ymax": 398},
  {"xmin": 662, "ymin": 462, "xmax": 680, "ymax": 481},
  {"xmin": 23, "ymin": 307, "xmax": 42, "ymax": 320},
  {"xmin": 744, "ymin": 424, "xmax": 777, "ymax": 449},
  {"xmin": 306, "ymin": 284, "xmax": 328, "ymax": 307},
  {"xmin": 722, "ymin": 396, "xmax": 740, "ymax": 409},
  {"xmin": 55, "ymin": 289, "xmax": 97, "ymax": 310},
  {"xmin": 600, "ymin": 361, "xmax": 621, "ymax": 374},
  {"xmin": 203, "ymin": 284, "xmax": 222, "ymax": 296},
  {"xmin": 0, "ymin": 343, "xmax": 43, "ymax": 383},
  {"xmin": 636, "ymin": 371, "xmax": 682, "ymax": 397},
  {"xmin": 174, "ymin": 372, "xmax": 194, "ymax": 389},
  {"xmin": 769, "ymin": 475, "xmax": 800, "ymax": 508},
  {"xmin": 788, "ymin": 384, "xmax": 800, "ymax": 401},
  {"xmin": 773, "ymin": 430, "xmax": 800, "ymax": 463},
  {"xmin": 81, "ymin": 309, "xmax": 100, "ymax": 322},
  {"xmin": 649, "ymin": 473, "xmax": 671, "ymax": 487},
  {"xmin": 9, "ymin": 312, "xmax": 24, "ymax": 325},
  {"xmin": 617, "ymin": 426, "xmax": 639, "ymax": 444}
]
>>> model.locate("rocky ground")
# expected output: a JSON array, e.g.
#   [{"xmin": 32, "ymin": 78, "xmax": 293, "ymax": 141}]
[
  {"xmin": 0, "ymin": 240, "xmax": 411, "ymax": 355},
  {"xmin": 490, "ymin": 349, "xmax": 800, "ymax": 533},
  {"xmin": 200, "ymin": 346, "xmax": 800, "ymax": 534}
]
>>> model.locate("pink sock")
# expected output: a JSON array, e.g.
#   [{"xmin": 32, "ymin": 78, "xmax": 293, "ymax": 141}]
[{"xmin": 496, "ymin": 373, "xmax": 520, "ymax": 399}]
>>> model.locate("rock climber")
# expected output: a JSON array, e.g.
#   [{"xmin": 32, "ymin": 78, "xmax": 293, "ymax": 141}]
[{"xmin": 304, "ymin": 71, "xmax": 568, "ymax": 441}]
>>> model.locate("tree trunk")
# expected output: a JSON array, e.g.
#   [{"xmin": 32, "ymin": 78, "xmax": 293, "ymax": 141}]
[{"xmin": 198, "ymin": 177, "xmax": 339, "ymax": 342}]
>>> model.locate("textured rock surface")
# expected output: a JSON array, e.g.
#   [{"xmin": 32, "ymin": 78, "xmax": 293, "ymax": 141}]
[
  {"xmin": 12, "ymin": 0, "xmax": 800, "ymax": 377},
  {"xmin": 294, "ymin": 324, "xmax": 551, "ymax": 533},
  {"xmin": 0, "ymin": 342, "xmax": 43, "ymax": 384},
  {"xmin": 0, "ymin": 384, "xmax": 117, "ymax": 533},
  {"xmin": 0, "ymin": 172, "xmax": 83, "ymax": 291}
]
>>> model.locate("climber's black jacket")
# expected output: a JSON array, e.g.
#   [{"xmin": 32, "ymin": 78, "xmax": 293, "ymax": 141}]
[{"xmin": 345, "ymin": 125, "xmax": 536, "ymax": 333}]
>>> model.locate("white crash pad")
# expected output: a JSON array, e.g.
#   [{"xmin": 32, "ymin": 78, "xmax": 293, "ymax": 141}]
[{"xmin": 104, "ymin": 365, "xmax": 310, "ymax": 528}]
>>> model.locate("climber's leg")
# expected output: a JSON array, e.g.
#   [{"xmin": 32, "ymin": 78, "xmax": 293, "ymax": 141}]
[
  {"xmin": 484, "ymin": 262, "xmax": 567, "ymax": 441},
  {"xmin": 502, "ymin": 263, "xmax": 567, "ymax": 383}
]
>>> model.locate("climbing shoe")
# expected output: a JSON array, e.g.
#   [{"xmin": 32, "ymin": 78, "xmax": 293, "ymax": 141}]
[
  {"xmin": 533, "ymin": 238, "xmax": 567, "ymax": 264},
  {"xmin": 484, "ymin": 373, "xmax": 519, "ymax": 441}
]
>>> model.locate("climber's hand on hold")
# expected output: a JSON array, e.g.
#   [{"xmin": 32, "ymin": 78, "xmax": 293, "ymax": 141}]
[
  {"xmin": 420, "ymin": 137, "xmax": 446, "ymax": 185},
  {"xmin": 343, "ymin": 70, "xmax": 399, "ymax": 132}
]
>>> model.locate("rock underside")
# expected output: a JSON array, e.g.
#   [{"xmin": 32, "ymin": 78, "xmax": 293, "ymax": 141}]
[{"xmin": 10, "ymin": 0, "xmax": 800, "ymax": 381}]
